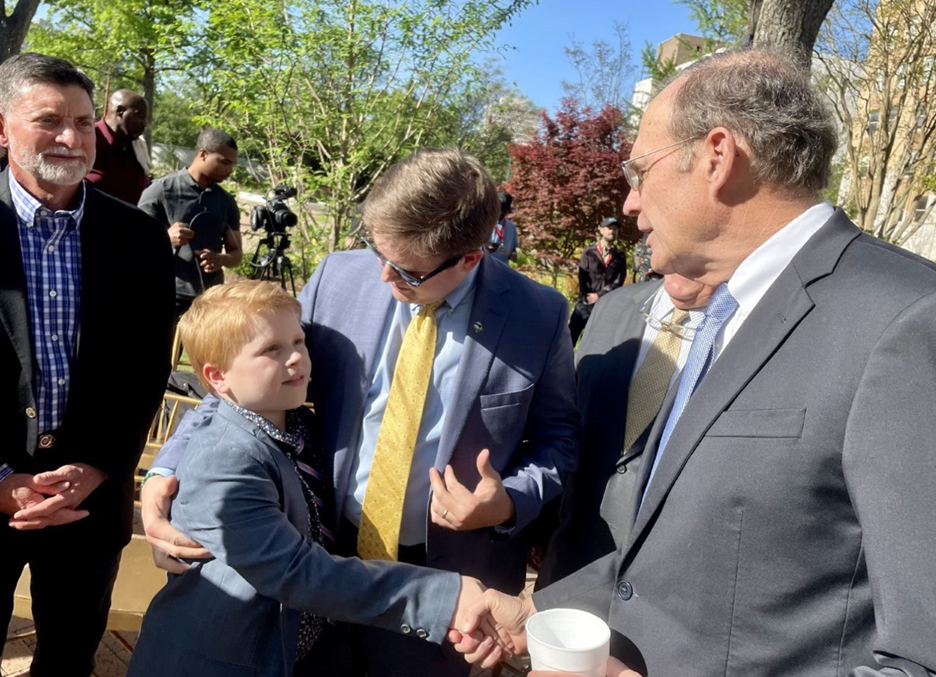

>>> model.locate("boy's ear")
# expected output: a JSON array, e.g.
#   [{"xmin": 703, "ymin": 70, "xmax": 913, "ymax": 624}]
[{"xmin": 203, "ymin": 363, "xmax": 229, "ymax": 395}]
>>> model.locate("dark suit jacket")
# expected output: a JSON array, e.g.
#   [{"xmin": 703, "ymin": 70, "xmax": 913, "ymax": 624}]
[
  {"xmin": 0, "ymin": 168, "xmax": 174, "ymax": 548},
  {"xmin": 538, "ymin": 280, "xmax": 663, "ymax": 587},
  {"xmin": 535, "ymin": 211, "xmax": 936, "ymax": 676}
]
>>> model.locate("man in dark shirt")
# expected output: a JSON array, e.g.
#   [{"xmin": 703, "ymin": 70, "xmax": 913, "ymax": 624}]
[
  {"xmin": 569, "ymin": 216, "xmax": 627, "ymax": 345},
  {"xmin": 138, "ymin": 127, "xmax": 243, "ymax": 318},
  {"xmin": 86, "ymin": 89, "xmax": 150, "ymax": 204}
]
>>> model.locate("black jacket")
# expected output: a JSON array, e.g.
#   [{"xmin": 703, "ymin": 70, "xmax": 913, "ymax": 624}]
[
  {"xmin": 577, "ymin": 242, "xmax": 627, "ymax": 302},
  {"xmin": 0, "ymin": 167, "xmax": 175, "ymax": 547}
]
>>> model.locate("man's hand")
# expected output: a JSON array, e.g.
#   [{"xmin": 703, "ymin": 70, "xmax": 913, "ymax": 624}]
[
  {"xmin": 450, "ymin": 588, "xmax": 535, "ymax": 669},
  {"xmin": 141, "ymin": 475, "xmax": 210, "ymax": 573},
  {"xmin": 532, "ymin": 658, "xmax": 641, "ymax": 677},
  {"xmin": 7, "ymin": 464, "xmax": 106, "ymax": 530},
  {"xmin": 429, "ymin": 449, "xmax": 515, "ymax": 531},
  {"xmin": 586, "ymin": 293, "xmax": 599, "ymax": 305},
  {"xmin": 197, "ymin": 249, "xmax": 223, "ymax": 273},
  {"xmin": 0, "ymin": 472, "xmax": 83, "ymax": 526},
  {"xmin": 168, "ymin": 222, "xmax": 194, "ymax": 247}
]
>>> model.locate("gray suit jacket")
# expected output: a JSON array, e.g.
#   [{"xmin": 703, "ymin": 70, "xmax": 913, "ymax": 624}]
[
  {"xmin": 129, "ymin": 403, "xmax": 459, "ymax": 677},
  {"xmin": 534, "ymin": 211, "xmax": 936, "ymax": 676},
  {"xmin": 539, "ymin": 280, "xmax": 663, "ymax": 586},
  {"xmin": 299, "ymin": 250, "xmax": 579, "ymax": 594}
]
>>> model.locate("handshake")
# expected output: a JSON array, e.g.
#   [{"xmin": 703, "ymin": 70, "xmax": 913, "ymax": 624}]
[{"xmin": 448, "ymin": 578, "xmax": 639, "ymax": 677}]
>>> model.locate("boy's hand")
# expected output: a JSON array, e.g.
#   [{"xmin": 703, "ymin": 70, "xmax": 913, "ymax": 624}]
[{"xmin": 142, "ymin": 475, "xmax": 211, "ymax": 571}]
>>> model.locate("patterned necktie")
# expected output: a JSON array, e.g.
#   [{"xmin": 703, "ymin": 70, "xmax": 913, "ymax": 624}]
[
  {"xmin": 622, "ymin": 308, "xmax": 691, "ymax": 453},
  {"xmin": 641, "ymin": 284, "xmax": 738, "ymax": 504},
  {"xmin": 357, "ymin": 301, "xmax": 442, "ymax": 561}
]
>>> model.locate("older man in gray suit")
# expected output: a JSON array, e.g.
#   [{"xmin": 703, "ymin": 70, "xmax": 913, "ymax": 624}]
[
  {"xmin": 456, "ymin": 47, "xmax": 936, "ymax": 677},
  {"xmin": 538, "ymin": 274, "xmax": 714, "ymax": 588},
  {"xmin": 143, "ymin": 148, "xmax": 578, "ymax": 677}
]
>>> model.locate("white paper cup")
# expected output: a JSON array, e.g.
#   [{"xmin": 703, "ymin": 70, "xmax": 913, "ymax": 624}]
[{"xmin": 526, "ymin": 608, "xmax": 611, "ymax": 676}]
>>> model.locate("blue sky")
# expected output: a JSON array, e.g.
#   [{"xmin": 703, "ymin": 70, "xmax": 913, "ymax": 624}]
[{"xmin": 492, "ymin": 0, "xmax": 699, "ymax": 112}]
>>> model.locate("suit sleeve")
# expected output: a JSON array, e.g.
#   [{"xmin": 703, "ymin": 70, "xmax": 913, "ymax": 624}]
[
  {"xmin": 844, "ymin": 291, "xmax": 936, "ymax": 677},
  {"xmin": 151, "ymin": 395, "xmax": 220, "ymax": 474},
  {"xmin": 500, "ymin": 294, "xmax": 579, "ymax": 535},
  {"xmin": 176, "ymin": 439, "xmax": 461, "ymax": 643}
]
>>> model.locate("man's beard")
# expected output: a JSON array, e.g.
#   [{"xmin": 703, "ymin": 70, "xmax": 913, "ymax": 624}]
[{"xmin": 9, "ymin": 140, "xmax": 92, "ymax": 186}]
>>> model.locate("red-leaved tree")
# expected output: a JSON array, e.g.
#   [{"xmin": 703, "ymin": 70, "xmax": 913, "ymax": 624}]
[{"xmin": 506, "ymin": 97, "xmax": 637, "ymax": 289}]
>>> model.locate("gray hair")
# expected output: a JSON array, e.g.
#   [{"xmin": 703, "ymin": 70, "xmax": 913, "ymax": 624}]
[
  {"xmin": 196, "ymin": 127, "xmax": 238, "ymax": 153},
  {"xmin": 665, "ymin": 47, "xmax": 838, "ymax": 197},
  {"xmin": 0, "ymin": 53, "xmax": 94, "ymax": 115}
]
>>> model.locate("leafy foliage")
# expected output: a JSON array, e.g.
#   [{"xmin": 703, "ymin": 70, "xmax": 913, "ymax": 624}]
[
  {"xmin": 189, "ymin": 0, "xmax": 535, "ymax": 268},
  {"xmin": 506, "ymin": 98, "xmax": 638, "ymax": 288},
  {"xmin": 675, "ymin": 0, "xmax": 749, "ymax": 47}
]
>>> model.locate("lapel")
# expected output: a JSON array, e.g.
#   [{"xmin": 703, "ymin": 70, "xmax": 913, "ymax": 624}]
[
  {"xmin": 623, "ymin": 210, "xmax": 861, "ymax": 555},
  {"xmin": 435, "ymin": 255, "xmax": 510, "ymax": 469},
  {"xmin": 0, "ymin": 169, "xmax": 35, "ymax": 399},
  {"xmin": 578, "ymin": 280, "xmax": 662, "ymax": 463}
]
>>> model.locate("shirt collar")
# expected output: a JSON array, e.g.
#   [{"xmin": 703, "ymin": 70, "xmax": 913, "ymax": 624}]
[
  {"xmin": 222, "ymin": 399, "xmax": 306, "ymax": 453},
  {"xmin": 95, "ymin": 119, "xmax": 117, "ymax": 146},
  {"xmin": 727, "ymin": 201, "xmax": 834, "ymax": 315},
  {"xmin": 181, "ymin": 168, "xmax": 206, "ymax": 192},
  {"xmin": 649, "ymin": 284, "xmax": 705, "ymax": 326},
  {"xmin": 411, "ymin": 258, "xmax": 479, "ymax": 315},
  {"xmin": 8, "ymin": 170, "xmax": 86, "ymax": 232}
]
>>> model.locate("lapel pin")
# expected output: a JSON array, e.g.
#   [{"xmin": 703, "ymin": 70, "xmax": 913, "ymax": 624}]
[{"xmin": 473, "ymin": 321, "xmax": 484, "ymax": 334}]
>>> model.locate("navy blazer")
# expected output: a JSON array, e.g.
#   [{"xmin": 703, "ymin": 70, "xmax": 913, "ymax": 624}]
[{"xmin": 129, "ymin": 403, "xmax": 460, "ymax": 677}]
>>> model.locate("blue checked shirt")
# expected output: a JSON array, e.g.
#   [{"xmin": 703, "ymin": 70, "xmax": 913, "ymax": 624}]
[{"xmin": 10, "ymin": 174, "xmax": 84, "ymax": 434}]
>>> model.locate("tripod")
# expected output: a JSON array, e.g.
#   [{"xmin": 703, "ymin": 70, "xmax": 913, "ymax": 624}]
[{"xmin": 248, "ymin": 230, "xmax": 296, "ymax": 295}]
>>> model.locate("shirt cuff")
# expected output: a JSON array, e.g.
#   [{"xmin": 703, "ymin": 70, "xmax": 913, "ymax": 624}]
[
  {"xmin": 0, "ymin": 464, "xmax": 14, "ymax": 485},
  {"xmin": 147, "ymin": 467, "xmax": 175, "ymax": 478}
]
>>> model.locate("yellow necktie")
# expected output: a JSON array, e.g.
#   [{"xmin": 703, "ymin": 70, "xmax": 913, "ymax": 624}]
[
  {"xmin": 357, "ymin": 301, "xmax": 442, "ymax": 561},
  {"xmin": 622, "ymin": 308, "xmax": 690, "ymax": 453}
]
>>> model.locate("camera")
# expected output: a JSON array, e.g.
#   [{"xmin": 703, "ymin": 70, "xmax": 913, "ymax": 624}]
[{"xmin": 250, "ymin": 184, "xmax": 298, "ymax": 234}]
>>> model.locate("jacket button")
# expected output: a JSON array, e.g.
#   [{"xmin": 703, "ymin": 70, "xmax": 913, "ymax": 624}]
[
  {"xmin": 616, "ymin": 580, "xmax": 633, "ymax": 601},
  {"xmin": 616, "ymin": 464, "xmax": 628, "ymax": 474},
  {"xmin": 400, "ymin": 624, "xmax": 411, "ymax": 634},
  {"xmin": 25, "ymin": 407, "xmax": 37, "ymax": 419},
  {"xmin": 415, "ymin": 628, "xmax": 429, "ymax": 640}
]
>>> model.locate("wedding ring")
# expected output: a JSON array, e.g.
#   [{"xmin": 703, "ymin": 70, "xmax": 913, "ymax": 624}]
[{"xmin": 441, "ymin": 508, "xmax": 449, "ymax": 519}]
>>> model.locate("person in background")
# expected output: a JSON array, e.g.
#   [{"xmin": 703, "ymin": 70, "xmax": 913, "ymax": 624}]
[
  {"xmin": 486, "ymin": 190, "xmax": 518, "ymax": 264},
  {"xmin": 568, "ymin": 216, "xmax": 628, "ymax": 345},
  {"xmin": 138, "ymin": 127, "xmax": 242, "ymax": 319},
  {"xmin": 0, "ymin": 53, "xmax": 173, "ymax": 677},
  {"xmin": 86, "ymin": 89, "xmax": 150, "ymax": 204}
]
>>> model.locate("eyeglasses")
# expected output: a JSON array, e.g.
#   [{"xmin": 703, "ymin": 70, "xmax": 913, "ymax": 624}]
[
  {"xmin": 621, "ymin": 138, "xmax": 697, "ymax": 192},
  {"xmin": 360, "ymin": 235, "xmax": 463, "ymax": 288},
  {"xmin": 639, "ymin": 296, "xmax": 696, "ymax": 340}
]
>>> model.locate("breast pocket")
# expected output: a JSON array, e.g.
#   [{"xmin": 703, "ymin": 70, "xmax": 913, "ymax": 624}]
[
  {"xmin": 478, "ymin": 384, "xmax": 535, "ymax": 446},
  {"xmin": 707, "ymin": 408, "xmax": 806, "ymax": 439},
  {"xmin": 479, "ymin": 383, "xmax": 535, "ymax": 410}
]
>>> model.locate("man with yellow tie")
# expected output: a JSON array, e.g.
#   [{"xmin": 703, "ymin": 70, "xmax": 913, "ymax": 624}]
[
  {"xmin": 142, "ymin": 147, "xmax": 579, "ymax": 677},
  {"xmin": 538, "ymin": 273, "xmax": 714, "ymax": 587},
  {"xmin": 301, "ymin": 147, "xmax": 578, "ymax": 676}
]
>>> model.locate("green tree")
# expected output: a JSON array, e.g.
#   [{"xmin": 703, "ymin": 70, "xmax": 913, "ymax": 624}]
[
  {"xmin": 27, "ymin": 0, "xmax": 200, "ymax": 148},
  {"xmin": 675, "ymin": 0, "xmax": 749, "ymax": 47},
  {"xmin": 192, "ymin": 0, "xmax": 535, "ymax": 261}
]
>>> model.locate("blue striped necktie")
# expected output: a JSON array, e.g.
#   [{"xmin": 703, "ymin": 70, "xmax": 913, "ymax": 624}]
[{"xmin": 641, "ymin": 283, "xmax": 738, "ymax": 505}]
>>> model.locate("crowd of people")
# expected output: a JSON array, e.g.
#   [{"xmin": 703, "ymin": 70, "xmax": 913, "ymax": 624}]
[{"xmin": 1, "ymin": 45, "xmax": 934, "ymax": 677}]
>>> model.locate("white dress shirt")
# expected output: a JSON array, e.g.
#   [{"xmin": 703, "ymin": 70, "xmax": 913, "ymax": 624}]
[
  {"xmin": 714, "ymin": 201, "xmax": 835, "ymax": 360},
  {"xmin": 631, "ymin": 288, "xmax": 706, "ymax": 391}
]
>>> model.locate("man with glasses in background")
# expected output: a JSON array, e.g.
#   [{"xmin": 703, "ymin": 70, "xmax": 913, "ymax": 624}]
[
  {"xmin": 140, "ymin": 147, "xmax": 578, "ymax": 677},
  {"xmin": 539, "ymin": 272, "xmax": 713, "ymax": 588}
]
